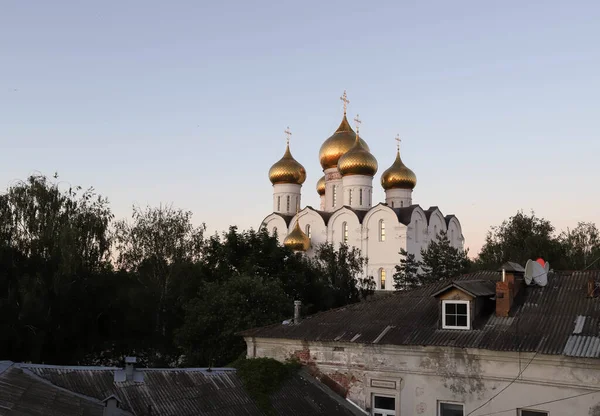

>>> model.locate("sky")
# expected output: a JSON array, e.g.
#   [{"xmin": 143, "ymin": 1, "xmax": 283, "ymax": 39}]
[{"xmin": 1, "ymin": 0, "xmax": 599, "ymax": 256}]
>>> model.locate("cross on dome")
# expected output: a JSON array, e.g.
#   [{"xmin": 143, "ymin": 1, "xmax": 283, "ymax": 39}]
[
  {"xmin": 395, "ymin": 134, "xmax": 401, "ymax": 151},
  {"xmin": 354, "ymin": 114, "xmax": 362, "ymax": 134},
  {"xmin": 284, "ymin": 126, "xmax": 292, "ymax": 145},
  {"xmin": 340, "ymin": 90, "xmax": 350, "ymax": 114}
]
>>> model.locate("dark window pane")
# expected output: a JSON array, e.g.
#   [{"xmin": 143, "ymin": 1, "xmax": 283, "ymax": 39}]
[
  {"xmin": 457, "ymin": 315, "xmax": 468, "ymax": 327},
  {"xmin": 445, "ymin": 315, "xmax": 456, "ymax": 326},
  {"xmin": 521, "ymin": 411, "xmax": 548, "ymax": 416},
  {"xmin": 374, "ymin": 396, "xmax": 395, "ymax": 410},
  {"xmin": 456, "ymin": 303, "xmax": 467, "ymax": 314},
  {"xmin": 440, "ymin": 402, "xmax": 464, "ymax": 416},
  {"xmin": 445, "ymin": 303, "xmax": 456, "ymax": 314}
]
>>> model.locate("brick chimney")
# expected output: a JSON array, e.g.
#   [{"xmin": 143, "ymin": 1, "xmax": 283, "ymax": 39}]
[{"xmin": 496, "ymin": 262, "xmax": 525, "ymax": 317}]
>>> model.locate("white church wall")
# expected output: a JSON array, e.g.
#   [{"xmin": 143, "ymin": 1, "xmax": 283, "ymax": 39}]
[
  {"xmin": 261, "ymin": 214, "xmax": 289, "ymax": 245},
  {"xmin": 341, "ymin": 174, "xmax": 373, "ymax": 210},
  {"xmin": 328, "ymin": 208, "xmax": 362, "ymax": 250},
  {"xmin": 407, "ymin": 206, "xmax": 427, "ymax": 262},
  {"xmin": 272, "ymin": 183, "xmax": 301, "ymax": 214},
  {"xmin": 296, "ymin": 209, "xmax": 328, "ymax": 254},
  {"xmin": 447, "ymin": 217, "xmax": 463, "ymax": 249},
  {"xmin": 363, "ymin": 205, "xmax": 406, "ymax": 290},
  {"xmin": 427, "ymin": 209, "xmax": 447, "ymax": 241}
]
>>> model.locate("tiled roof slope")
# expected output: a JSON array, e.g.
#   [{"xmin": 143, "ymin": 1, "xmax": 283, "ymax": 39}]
[
  {"xmin": 0, "ymin": 362, "xmax": 111, "ymax": 416},
  {"xmin": 18, "ymin": 364, "xmax": 361, "ymax": 416},
  {"xmin": 242, "ymin": 270, "xmax": 600, "ymax": 358}
]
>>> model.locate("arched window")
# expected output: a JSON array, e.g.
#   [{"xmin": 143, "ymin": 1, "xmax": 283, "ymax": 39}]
[
  {"xmin": 391, "ymin": 201, "xmax": 394, "ymax": 208},
  {"xmin": 305, "ymin": 224, "xmax": 311, "ymax": 239},
  {"xmin": 342, "ymin": 222, "xmax": 348, "ymax": 243},
  {"xmin": 379, "ymin": 219, "xmax": 386, "ymax": 242},
  {"xmin": 434, "ymin": 224, "xmax": 438, "ymax": 238},
  {"xmin": 415, "ymin": 220, "xmax": 419, "ymax": 242},
  {"xmin": 348, "ymin": 189, "xmax": 352, "ymax": 205},
  {"xmin": 359, "ymin": 189, "xmax": 363, "ymax": 205},
  {"xmin": 451, "ymin": 228, "xmax": 455, "ymax": 244},
  {"xmin": 286, "ymin": 195, "xmax": 290, "ymax": 212},
  {"xmin": 380, "ymin": 268, "xmax": 386, "ymax": 289},
  {"xmin": 332, "ymin": 186, "xmax": 337, "ymax": 207},
  {"xmin": 273, "ymin": 226, "xmax": 278, "ymax": 236},
  {"xmin": 400, "ymin": 201, "xmax": 404, "ymax": 207},
  {"xmin": 277, "ymin": 196, "xmax": 281, "ymax": 211}
]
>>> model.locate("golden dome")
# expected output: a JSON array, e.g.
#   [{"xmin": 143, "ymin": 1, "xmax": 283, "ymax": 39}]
[
  {"xmin": 283, "ymin": 220, "xmax": 310, "ymax": 252},
  {"xmin": 337, "ymin": 134, "xmax": 378, "ymax": 177},
  {"xmin": 269, "ymin": 143, "xmax": 306, "ymax": 185},
  {"xmin": 316, "ymin": 175, "xmax": 325, "ymax": 196},
  {"xmin": 381, "ymin": 148, "xmax": 417, "ymax": 190},
  {"xmin": 319, "ymin": 115, "xmax": 370, "ymax": 170}
]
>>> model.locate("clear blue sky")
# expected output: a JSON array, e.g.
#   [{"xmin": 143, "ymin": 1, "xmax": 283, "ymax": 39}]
[{"xmin": 1, "ymin": 0, "xmax": 599, "ymax": 255}]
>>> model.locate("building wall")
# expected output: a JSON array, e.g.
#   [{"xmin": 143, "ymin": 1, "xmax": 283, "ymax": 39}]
[{"xmin": 245, "ymin": 337, "xmax": 600, "ymax": 416}]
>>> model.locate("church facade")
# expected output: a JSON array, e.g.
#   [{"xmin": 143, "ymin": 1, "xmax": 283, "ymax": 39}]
[{"xmin": 261, "ymin": 92, "xmax": 464, "ymax": 290}]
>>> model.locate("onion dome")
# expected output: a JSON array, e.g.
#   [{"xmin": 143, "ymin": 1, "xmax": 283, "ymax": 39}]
[
  {"xmin": 269, "ymin": 143, "xmax": 306, "ymax": 185},
  {"xmin": 283, "ymin": 221, "xmax": 310, "ymax": 252},
  {"xmin": 337, "ymin": 133, "xmax": 378, "ymax": 177},
  {"xmin": 381, "ymin": 147, "xmax": 417, "ymax": 190},
  {"xmin": 316, "ymin": 175, "xmax": 325, "ymax": 196},
  {"xmin": 319, "ymin": 115, "xmax": 370, "ymax": 170}
]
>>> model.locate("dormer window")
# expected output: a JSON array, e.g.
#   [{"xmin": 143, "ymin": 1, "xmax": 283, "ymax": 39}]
[{"xmin": 442, "ymin": 300, "xmax": 470, "ymax": 330}]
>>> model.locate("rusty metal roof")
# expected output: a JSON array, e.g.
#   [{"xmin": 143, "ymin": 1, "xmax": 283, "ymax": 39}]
[
  {"xmin": 12, "ymin": 363, "xmax": 360, "ymax": 416},
  {"xmin": 242, "ymin": 270, "xmax": 600, "ymax": 358}
]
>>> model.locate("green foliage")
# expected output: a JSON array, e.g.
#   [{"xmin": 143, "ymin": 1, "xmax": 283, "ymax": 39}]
[
  {"xmin": 177, "ymin": 275, "xmax": 291, "ymax": 366},
  {"xmin": 393, "ymin": 232, "xmax": 471, "ymax": 290},
  {"xmin": 232, "ymin": 357, "xmax": 301, "ymax": 415},
  {"xmin": 393, "ymin": 249, "xmax": 421, "ymax": 290},
  {"xmin": 558, "ymin": 222, "xmax": 600, "ymax": 270}
]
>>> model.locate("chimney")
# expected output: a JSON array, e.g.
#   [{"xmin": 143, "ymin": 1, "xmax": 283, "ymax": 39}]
[
  {"xmin": 125, "ymin": 356, "xmax": 136, "ymax": 381},
  {"xmin": 496, "ymin": 269, "xmax": 515, "ymax": 317},
  {"xmin": 294, "ymin": 300, "xmax": 302, "ymax": 324}
]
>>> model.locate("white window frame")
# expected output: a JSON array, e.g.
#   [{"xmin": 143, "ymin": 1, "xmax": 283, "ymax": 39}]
[
  {"xmin": 379, "ymin": 219, "xmax": 386, "ymax": 242},
  {"xmin": 438, "ymin": 401, "xmax": 464, "ymax": 416},
  {"xmin": 372, "ymin": 393, "xmax": 396, "ymax": 416},
  {"xmin": 305, "ymin": 224, "xmax": 311, "ymax": 239},
  {"xmin": 442, "ymin": 300, "xmax": 471, "ymax": 330},
  {"xmin": 518, "ymin": 410, "xmax": 549, "ymax": 416}
]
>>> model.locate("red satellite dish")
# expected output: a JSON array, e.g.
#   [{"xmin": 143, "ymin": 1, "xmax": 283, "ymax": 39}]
[{"xmin": 536, "ymin": 258, "xmax": 545, "ymax": 267}]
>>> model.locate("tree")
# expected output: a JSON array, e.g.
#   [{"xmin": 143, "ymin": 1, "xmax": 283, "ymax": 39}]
[
  {"xmin": 113, "ymin": 204, "xmax": 206, "ymax": 366},
  {"xmin": 393, "ymin": 249, "xmax": 421, "ymax": 290},
  {"xmin": 0, "ymin": 174, "xmax": 114, "ymax": 364},
  {"xmin": 421, "ymin": 231, "xmax": 471, "ymax": 282},
  {"xmin": 176, "ymin": 275, "xmax": 291, "ymax": 367},
  {"xmin": 559, "ymin": 222, "xmax": 600, "ymax": 270},
  {"xmin": 475, "ymin": 211, "xmax": 563, "ymax": 270}
]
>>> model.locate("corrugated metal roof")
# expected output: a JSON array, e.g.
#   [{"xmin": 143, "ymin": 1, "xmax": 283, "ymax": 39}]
[
  {"xmin": 0, "ymin": 364, "xmax": 112, "ymax": 416},
  {"xmin": 242, "ymin": 270, "xmax": 600, "ymax": 358},
  {"xmin": 16, "ymin": 364, "xmax": 361, "ymax": 416},
  {"xmin": 432, "ymin": 280, "xmax": 497, "ymax": 298}
]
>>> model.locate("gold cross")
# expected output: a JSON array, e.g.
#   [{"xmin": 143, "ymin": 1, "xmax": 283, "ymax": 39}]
[
  {"xmin": 340, "ymin": 90, "xmax": 350, "ymax": 114},
  {"xmin": 395, "ymin": 134, "xmax": 401, "ymax": 151},
  {"xmin": 354, "ymin": 114, "xmax": 361, "ymax": 134},
  {"xmin": 284, "ymin": 126, "xmax": 292, "ymax": 145}
]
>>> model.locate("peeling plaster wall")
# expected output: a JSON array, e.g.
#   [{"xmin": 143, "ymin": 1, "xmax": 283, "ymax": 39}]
[{"xmin": 246, "ymin": 337, "xmax": 600, "ymax": 415}]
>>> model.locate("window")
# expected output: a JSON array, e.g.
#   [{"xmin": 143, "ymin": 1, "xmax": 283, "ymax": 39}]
[
  {"xmin": 349, "ymin": 189, "xmax": 353, "ymax": 205},
  {"xmin": 305, "ymin": 224, "xmax": 311, "ymax": 238},
  {"xmin": 434, "ymin": 225, "xmax": 438, "ymax": 238},
  {"xmin": 415, "ymin": 219, "xmax": 419, "ymax": 242},
  {"xmin": 519, "ymin": 410, "xmax": 548, "ymax": 416},
  {"xmin": 379, "ymin": 220, "xmax": 386, "ymax": 242},
  {"xmin": 277, "ymin": 196, "xmax": 281, "ymax": 211},
  {"xmin": 372, "ymin": 395, "xmax": 395, "ymax": 416},
  {"xmin": 333, "ymin": 186, "xmax": 337, "ymax": 207},
  {"xmin": 439, "ymin": 402, "xmax": 464, "ymax": 416},
  {"xmin": 342, "ymin": 222, "xmax": 348, "ymax": 243},
  {"xmin": 400, "ymin": 200, "xmax": 404, "ymax": 207},
  {"xmin": 272, "ymin": 227, "xmax": 277, "ymax": 236},
  {"xmin": 380, "ymin": 269, "xmax": 386, "ymax": 289},
  {"xmin": 391, "ymin": 201, "xmax": 394, "ymax": 208},
  {"xmin": 359, "ymin": 189, "xmax": 363, "ymax": 205},
  {"xmin": 442, "ymin": 300, "xmax": 470, "ymax": 329},
  {"xmin": 451, "ymin": 229, "xmax": 455, "ymax": 243},
  {"xmin": 286, "ymin": 195, "xmax": 290, "ymax": 212}
]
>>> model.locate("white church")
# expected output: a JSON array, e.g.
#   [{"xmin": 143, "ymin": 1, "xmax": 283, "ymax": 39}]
[{"xmin": 261, "ymin": 92, "xmax": 464, "ymax": 290}]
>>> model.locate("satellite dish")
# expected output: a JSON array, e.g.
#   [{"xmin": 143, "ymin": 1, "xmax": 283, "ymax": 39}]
[
  {"xmin": 524, "ymin": 259, "xmax": 548, "ymax": 287},
  {"xmin": 524, "ymin": 260, "xmax": 534, "ymax": 285}
]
